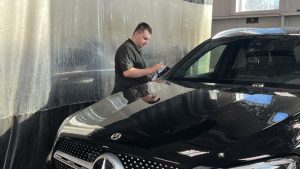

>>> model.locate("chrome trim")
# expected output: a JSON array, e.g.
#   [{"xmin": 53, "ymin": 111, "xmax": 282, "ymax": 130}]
[
  {"xmin": 154, "ymin": 157, "xmax": 181, "ymax": 165},
  {"xmin": 111, "ymin": 133, "xmax": 122, "ymax": 140},
  {"xmin": 53, "ymin": 150, "xmax": 93, "ymax": 169}
]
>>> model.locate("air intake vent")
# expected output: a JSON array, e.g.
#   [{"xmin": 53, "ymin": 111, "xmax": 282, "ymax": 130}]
[{"xmin": 53, "ymin": 160, "xmax": 73, "ymax": 169}]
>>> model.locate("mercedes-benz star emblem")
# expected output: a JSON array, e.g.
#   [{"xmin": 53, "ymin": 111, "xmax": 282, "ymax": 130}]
[
  {"xmin": 111, "ymin": 133, "xmax": 122, "ymax": 140},
  {"xmin": 92, "ymin": 153, "xmax": 124, "ymax": 169}
]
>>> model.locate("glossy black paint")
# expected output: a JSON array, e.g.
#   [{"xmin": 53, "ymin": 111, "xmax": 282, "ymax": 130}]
[
  {"xmin": 49, "ymin": 28, "xmax": 300, "ymax": 168},
  {"xmin": 55, "ymin": 80, "xmax": 300, "ymax": 168}
]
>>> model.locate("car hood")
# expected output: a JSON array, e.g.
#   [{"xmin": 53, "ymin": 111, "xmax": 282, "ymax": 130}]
[{"xmin": 60, "ymin": 81, "xmax": 300, "ymax": 168}]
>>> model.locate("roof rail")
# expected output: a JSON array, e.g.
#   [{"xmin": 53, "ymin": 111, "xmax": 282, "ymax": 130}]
[{"xmin": 212, "ymin": 27, "xmax": 299, "ymax": 39}]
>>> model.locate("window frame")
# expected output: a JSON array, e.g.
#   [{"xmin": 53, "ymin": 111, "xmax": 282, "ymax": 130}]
[
  {"xmin": 169, "ymin": 39, "xmax": 241, "ymax": 80},
  {"xmin": 184, "ymin": 45, "xmax": 227, "ymax": 78},
  {"xmin": 231, "ymin": 0, "xmax": 282, "ymax": 16}
]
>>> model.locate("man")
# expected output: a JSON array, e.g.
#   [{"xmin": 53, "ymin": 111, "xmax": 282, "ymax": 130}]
[{"xmin": 111, "ymin": 22, "xmax": 163, "ymax": 103}]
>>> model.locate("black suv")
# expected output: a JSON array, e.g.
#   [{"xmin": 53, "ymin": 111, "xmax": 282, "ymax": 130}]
[{"xmin": 47, "ymin": 27, "xmax": 300, "ymax": 169}]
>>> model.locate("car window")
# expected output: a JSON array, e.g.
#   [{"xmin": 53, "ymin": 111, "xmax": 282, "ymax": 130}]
[
  {"xmin": 184, "ymin": 45, "xmax": 226, "ymax": 78},
  {"xmin": 231, "ymin": 38, "xmax": 300, "ymax": 84},
  {"xmin": 170, "ymin": 36, "xmax": 300, "ymax": 87}
]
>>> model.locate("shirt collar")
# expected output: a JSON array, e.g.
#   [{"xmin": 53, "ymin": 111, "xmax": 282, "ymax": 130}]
[{"xmin": 127, "ymin": 39, "xmax": 142, "ymax": 53}]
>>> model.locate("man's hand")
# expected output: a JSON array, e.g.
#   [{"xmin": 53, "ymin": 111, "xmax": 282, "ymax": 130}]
[
  {"xmin": 142, "ymin": 93, "xmax": 160, "ymax": 104},
  {"xmin": 123, "ymin": 63, "xmax": 165, "ymax": 78},
  {"xmin": 150, "ymin": 63, "xmax": 163, "ymax": 73}
]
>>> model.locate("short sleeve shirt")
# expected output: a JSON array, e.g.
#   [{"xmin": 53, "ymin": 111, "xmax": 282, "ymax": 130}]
[{"xmin": 111, "ymin": 39, "xmax": 149, "ymax": 94}]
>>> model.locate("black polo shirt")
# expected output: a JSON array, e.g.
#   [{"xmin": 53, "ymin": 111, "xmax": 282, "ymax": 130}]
[{"xmin": 111, "ymin": 39, "xmax": 149, "ymax": 94}]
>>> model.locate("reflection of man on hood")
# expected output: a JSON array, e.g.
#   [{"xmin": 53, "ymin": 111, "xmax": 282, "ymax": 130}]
[{"xmin": 123, "ymin": 83, "xmax": 159, "ymax": 104}]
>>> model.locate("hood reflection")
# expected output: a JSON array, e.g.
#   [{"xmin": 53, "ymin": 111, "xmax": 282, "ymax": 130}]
[{"xmin": 63, "ymin": 81, "xmax": 300, "ymax": 149}]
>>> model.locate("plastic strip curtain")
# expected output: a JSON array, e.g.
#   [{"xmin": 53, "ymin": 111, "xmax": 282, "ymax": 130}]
[{"xmin": 0, "ymin": 0, "xmax": 212, "ymax": 168}]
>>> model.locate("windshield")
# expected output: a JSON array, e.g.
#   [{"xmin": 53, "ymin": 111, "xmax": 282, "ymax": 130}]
[{"xmin": 170, "ymin": 36, "xmax": 300, "ymax": 87}]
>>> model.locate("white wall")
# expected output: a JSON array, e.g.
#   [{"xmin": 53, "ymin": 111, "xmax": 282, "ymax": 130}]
[{"xmin": 212, "ymin": 0, "xmax": 300, "ymax": 35}]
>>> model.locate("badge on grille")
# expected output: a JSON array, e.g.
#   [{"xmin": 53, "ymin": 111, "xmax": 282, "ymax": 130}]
[
  {"xmin": 111, "ymin": 133, "xmax": 122, "ymax": 140},
  {"xmin": 92, "ymin": 153, "xmax": 124, "ymax": 169}
]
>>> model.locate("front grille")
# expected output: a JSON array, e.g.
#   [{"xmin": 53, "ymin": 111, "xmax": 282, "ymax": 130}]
[
  {"xmin": 53, "ymin": 137, "xmax": 183, "ymax": 169},
  {"xmin": 118, "ymin": 154, "xmax": 181, "ymax": 169},
  {"xmin": 56, "ymin": 137, "xmax": 102, "ymax": 162}
]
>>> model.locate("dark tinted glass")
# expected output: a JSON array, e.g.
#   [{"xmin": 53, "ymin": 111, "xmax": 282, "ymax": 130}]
[{"xmin": 170, "ymin": 36, "xmax": 300, "ymax": 86}]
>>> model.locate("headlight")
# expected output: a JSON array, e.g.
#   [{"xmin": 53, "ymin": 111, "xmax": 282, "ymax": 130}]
[
  {"xmin": 231, "ymin": 156, "xmax": 299, "ymax": 169},
  {"xmin": 193, "ymin": 156, "xmax": 300, "ymax": 169}
]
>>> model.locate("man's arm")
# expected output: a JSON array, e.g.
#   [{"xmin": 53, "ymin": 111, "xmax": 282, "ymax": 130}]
[{"xmin": 123, "ymin": 64, "xmax": 162, "ymax": 78}]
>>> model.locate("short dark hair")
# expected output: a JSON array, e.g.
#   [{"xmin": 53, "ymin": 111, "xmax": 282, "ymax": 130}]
[{"xmin": 133, "ymin": 22, "xmax": 152, "ymax": 34}]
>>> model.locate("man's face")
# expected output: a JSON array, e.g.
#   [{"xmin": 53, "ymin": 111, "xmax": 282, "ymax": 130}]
[{"xmin": 134, "ymin": 30, "xmax": 151, "ymax": 48}]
